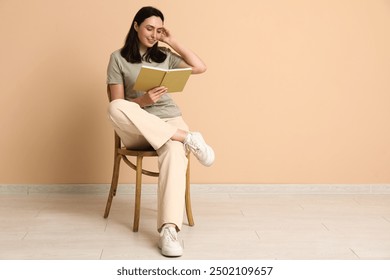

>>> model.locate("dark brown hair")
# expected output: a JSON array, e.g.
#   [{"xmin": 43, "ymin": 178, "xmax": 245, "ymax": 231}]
[{"xmin": 120, "ymin": 6, "xmax": 167, "ymax": 63}]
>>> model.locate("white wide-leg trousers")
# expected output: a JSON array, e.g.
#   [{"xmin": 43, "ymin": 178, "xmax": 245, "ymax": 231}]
[{"xmin": 107, "ymin": 99, "xmax": 189, "ymax": 231}]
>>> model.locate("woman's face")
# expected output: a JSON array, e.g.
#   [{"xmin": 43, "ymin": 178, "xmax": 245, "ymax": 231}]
[{"xmin": 135, "ymin": 16, "xmax": 164, "ymax": 51}]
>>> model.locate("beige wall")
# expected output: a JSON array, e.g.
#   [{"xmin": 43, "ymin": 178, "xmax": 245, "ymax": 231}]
[{"xmin": 1, "ymin": 0, "xmax": 389, "ymax": 184}]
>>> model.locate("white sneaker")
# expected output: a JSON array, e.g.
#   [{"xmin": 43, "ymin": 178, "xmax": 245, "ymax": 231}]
[
  {"xmin": 158, "ymin": 225, "xmax": 183, "ymax": 257},
  {"xmin": 184, "ymin": 132, "xmax": 215, "ymax": 167}
]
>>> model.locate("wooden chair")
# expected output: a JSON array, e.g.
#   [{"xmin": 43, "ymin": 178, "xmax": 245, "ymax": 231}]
[{"xmin": 103, "ymin": 132, "xmax": 194, "ymax": 232}]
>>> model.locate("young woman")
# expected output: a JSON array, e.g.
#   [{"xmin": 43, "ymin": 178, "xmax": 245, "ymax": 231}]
[{"xmin": 106, "ymin": 6, "xmax": 214, "ymax": 257}]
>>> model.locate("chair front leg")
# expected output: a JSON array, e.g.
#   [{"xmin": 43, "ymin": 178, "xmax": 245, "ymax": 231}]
[
  {"xmin": 133, "ymin": 155, "xmax": 143, "ymax": 232},
  {"xmin": 185, "ymin": 154, "xmax": 194, "ymax": 226}
]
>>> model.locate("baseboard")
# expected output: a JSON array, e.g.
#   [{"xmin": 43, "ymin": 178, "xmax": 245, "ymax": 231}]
[{"xmin": 1, "ymin": 184, "xmax": 390, "ymax": 195}]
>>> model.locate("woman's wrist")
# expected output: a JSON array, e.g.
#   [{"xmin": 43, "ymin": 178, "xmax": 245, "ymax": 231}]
[{"xmin": 132, "ymin": 96, "xmax": 147, "ymax": 108}]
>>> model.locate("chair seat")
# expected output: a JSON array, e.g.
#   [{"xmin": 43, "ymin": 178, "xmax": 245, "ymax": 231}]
[{"xmin": 118, "ymin": 148, "xmax": 158, "ymax": 157}]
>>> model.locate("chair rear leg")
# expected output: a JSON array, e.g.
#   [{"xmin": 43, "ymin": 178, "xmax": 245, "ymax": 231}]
[{"xmin": 104, "ymin": 154, "xmax": 121, "ymax": 218}]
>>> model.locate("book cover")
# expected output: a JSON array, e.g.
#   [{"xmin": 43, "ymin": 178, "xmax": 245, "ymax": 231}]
[{"xmin": 133, "ymin": 66, "xmax": 192, "ymax": 93}]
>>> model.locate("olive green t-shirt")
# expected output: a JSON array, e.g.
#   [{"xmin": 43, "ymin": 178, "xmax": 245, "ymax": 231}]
[{"xmin": 106, "ymin": 48, "xmax": 183, "ymax": 118}]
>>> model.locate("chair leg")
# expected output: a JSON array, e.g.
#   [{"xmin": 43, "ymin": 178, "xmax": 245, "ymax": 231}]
[
  {"xmin": 104, "ymin": 153, "xmax": 121, "ymax": 218},
  {"xmin": 133, "ymin": 155, "xmax": 143, "ymax": 232},
  {"xmin": 185, "ymin": 155, "xmax": 195, "ymax": 226}
]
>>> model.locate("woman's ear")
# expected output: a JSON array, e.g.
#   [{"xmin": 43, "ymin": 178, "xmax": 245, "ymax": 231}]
[{"xmin": 134, "ymin": 22, "xmax": 139, "ymax": 32}]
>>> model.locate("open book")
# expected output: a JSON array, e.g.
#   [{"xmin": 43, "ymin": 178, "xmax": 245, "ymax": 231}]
[{"xmin": 133, "ymin": 65, "xmax": 192, "ymax": 93}]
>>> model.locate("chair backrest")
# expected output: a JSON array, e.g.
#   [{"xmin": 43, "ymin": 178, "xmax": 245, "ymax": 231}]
[{"xmin": 114, "ymin": 131, "xmax": 121, "ymax": 150}]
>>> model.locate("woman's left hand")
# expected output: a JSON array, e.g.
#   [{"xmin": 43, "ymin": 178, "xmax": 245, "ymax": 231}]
[
  {"xmin": 159, "ymin": 27, "xmax": 173, "ymax": 45},
  {"xmin": 158, "ymin": 27, "xmax": 207, "ymax": 74}
]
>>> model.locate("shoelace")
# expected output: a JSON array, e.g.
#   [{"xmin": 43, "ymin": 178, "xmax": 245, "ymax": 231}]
[
  {"xmin": 163, "ymin": 227, "xmax": 178, "ymax": 242},
  {"xmin": 185, "ymin": 139, "xmax": 201, "ymax": 154}
]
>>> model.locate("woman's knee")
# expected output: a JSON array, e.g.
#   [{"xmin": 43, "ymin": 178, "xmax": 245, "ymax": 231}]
[{"xmin": 107, "ymin": 99, "xmax": 140, "ymax": 122}]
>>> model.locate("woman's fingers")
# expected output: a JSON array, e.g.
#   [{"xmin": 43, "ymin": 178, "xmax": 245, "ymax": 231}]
[{"xmin": 146, "ymin": 86, "xmax": 168, "ymax": 104}]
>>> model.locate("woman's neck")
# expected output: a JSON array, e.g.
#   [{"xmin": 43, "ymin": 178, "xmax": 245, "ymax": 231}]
[{"xmin": 139, "ymin": 44, "xmax": 147, "ymax": 56}]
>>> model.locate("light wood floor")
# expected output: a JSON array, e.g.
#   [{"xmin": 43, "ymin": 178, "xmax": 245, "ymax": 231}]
[{"xmin": 1, "ymin": 189, "xmax": 389, "ymax": 260}]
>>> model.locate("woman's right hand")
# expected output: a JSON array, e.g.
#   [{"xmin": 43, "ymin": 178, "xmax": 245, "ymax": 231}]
[{"xmin": 140, "ymin": 86, "xmax": 168, "ymax": 107}]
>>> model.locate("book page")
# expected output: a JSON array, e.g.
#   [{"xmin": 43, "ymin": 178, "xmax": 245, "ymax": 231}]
[
  {"xmin": 161, "ymin": 68, "xmax": 192, "ymax": 93},
  {"xmin": 133, "ymin": 67, "xmax": 165, "ymax": 91}
]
